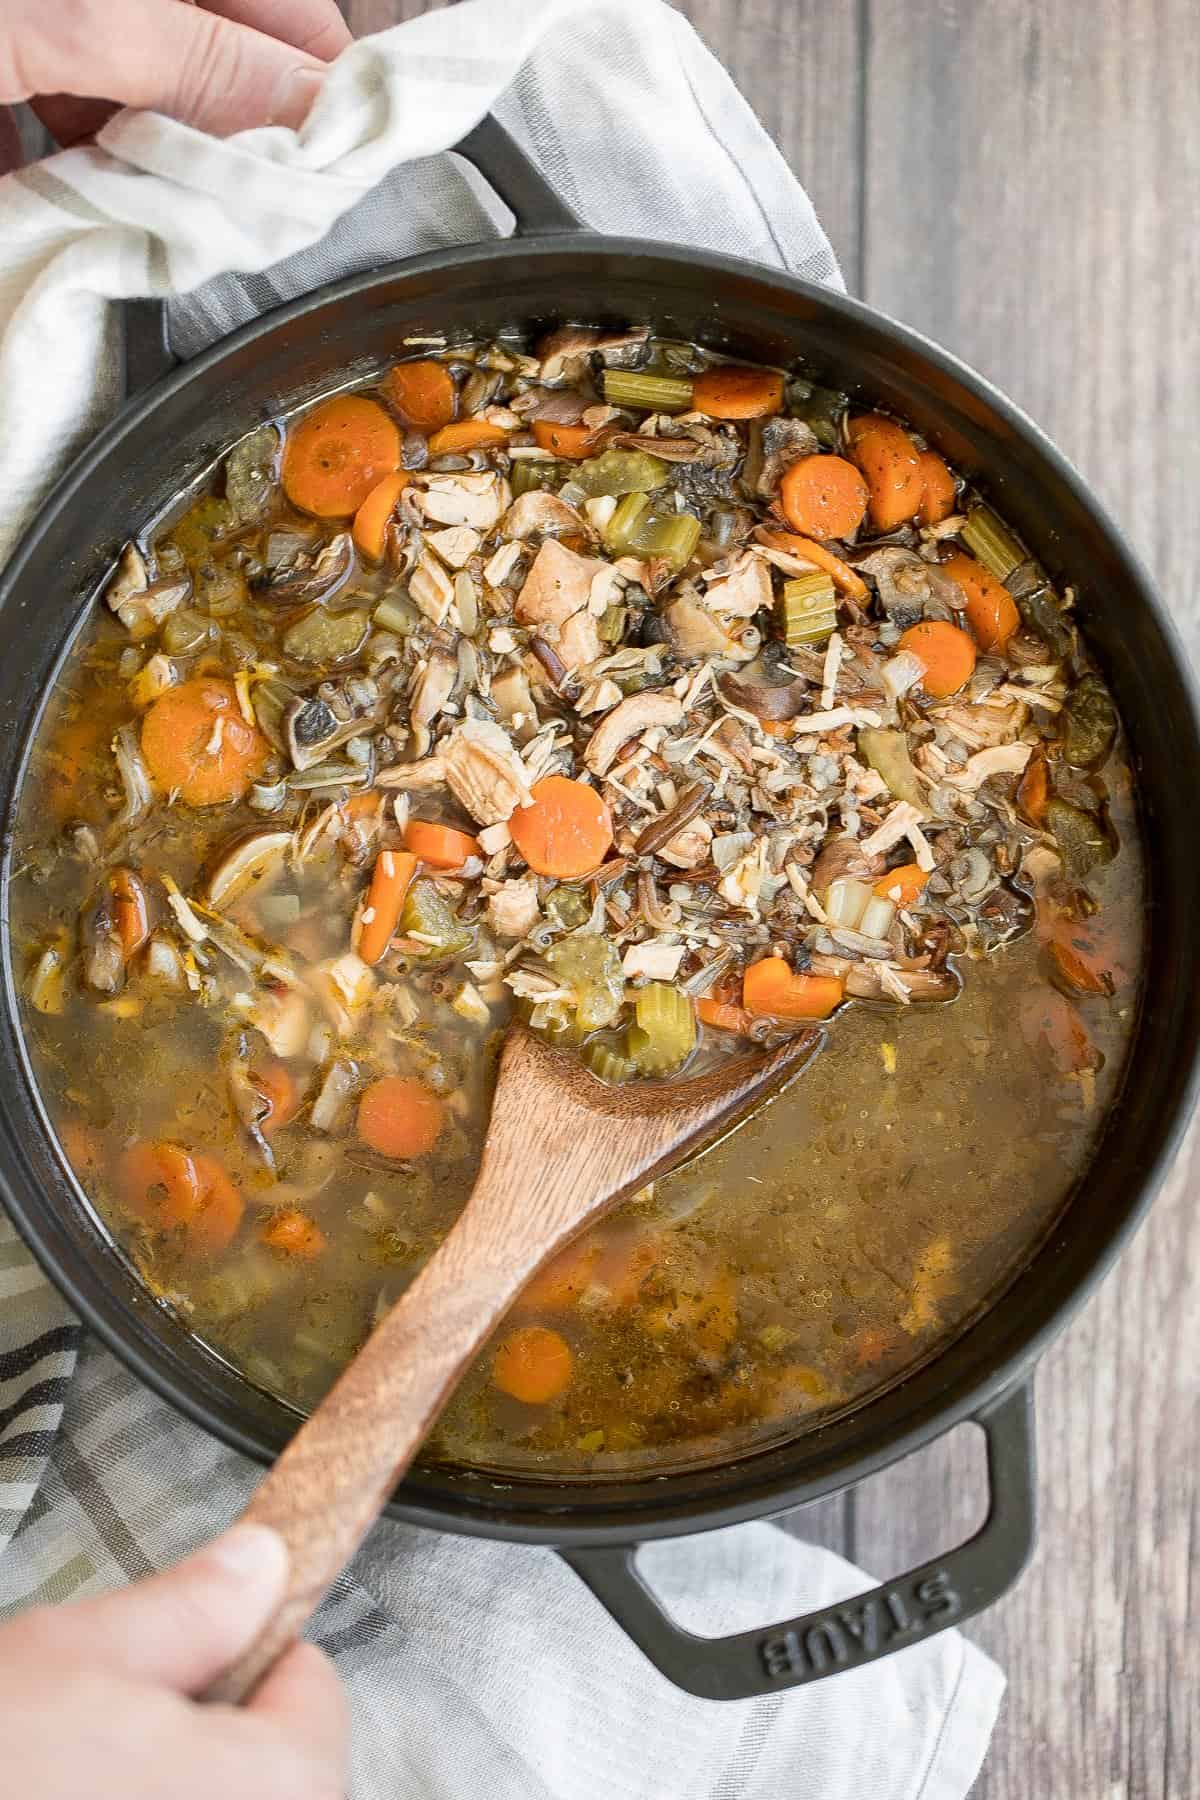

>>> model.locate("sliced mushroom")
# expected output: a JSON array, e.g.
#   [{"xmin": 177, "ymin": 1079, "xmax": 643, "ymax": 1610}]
[
  {"xmin": 718, "ymin": 668, "xmax": 807, "ymax": 722},
  {"xmin": 409, "ymin": 551, "xmax": 455, "ymax": 626},
  {"xmin": 536, "ymin": 325, "xmax": 649, "ymax": 382},
  {"xmin": 634, "ymin": 779, "xmax": 713, "ymax": 857},
  {"xmin": 584, "ymin": 690, "xmax": 684, "ymax": 776},
  {"xmin": 744, "ymin": 415, "xmax": 819, "ymax": 498},
  {"xmin": 79, "ymin": 886, "xmax": 125, "ymax": 994},
  {"xmin": 310, "ymin": 1058, "xmax": 356, "ymax": 1132},
  {"xmin": 262, "ymin": 531, "xmax": 355, "ymax": 607},
  {"xmin": 502, "ymin": 490, "xmax": 589, "ymax": 541},
  {"xmin": 701, "ymin": 551, "xmax": 773, "ymax": 619},
  {"xmin": 206, "ymin": 829, "xmax": 293, "ymax": 907},
  {"xmin": 104, "ymin": 543, "xmax": 191, "ymax": 640},
  {"xmin": 610, "ymin": 433, "xmax": 712, "ymax": 463},
  {"xmin": 284, "ymin": 695, "xmax": 346, "ymax": 771},
  {"xmin": 112, "ymin": 724, "xmax": 153, "ymax": 827},
  {"xmin": 412, "ymin": 471, "xmax": 510, "ymax": 532},
  {"xmin": 243, "ymin": 984, "xmax": 310, "ymax": 1059},
  {"xmin": 810, "ymin": 836, "xmax": 883, "ymax": 895},
  {"xmin": 663, "ymin": 592, "xmax": 755, "ymax": 663},
  {"xmin": 512, "ymin": 387, "xmax": 589, "ymax": 424},
  {"xmin": 491, "ymin": 664, "xmax": 539, "ymax": 741},
  {"xmin": 410, "ymin": 649, "xmax": 458, "ymax": 729},
  {"xmin": 856, "ymin": 547, "xmax": 964, "ymax": 628}
]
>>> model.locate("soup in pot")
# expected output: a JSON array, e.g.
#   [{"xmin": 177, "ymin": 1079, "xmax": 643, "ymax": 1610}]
[{"xmin": 11, "ymin": 327, "xmax": 1141, "ymax": 1475}]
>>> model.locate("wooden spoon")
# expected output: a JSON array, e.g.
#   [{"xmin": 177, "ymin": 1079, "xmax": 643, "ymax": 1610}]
[{"xmin": 207, "ymin": 1021, "xmax": 818, "ymax": 1703}]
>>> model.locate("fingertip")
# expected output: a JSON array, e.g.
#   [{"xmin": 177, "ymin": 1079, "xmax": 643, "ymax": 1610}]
[{"xmin": 251, "ymin": 1639, "xmax": 350, "ymax": 1776}]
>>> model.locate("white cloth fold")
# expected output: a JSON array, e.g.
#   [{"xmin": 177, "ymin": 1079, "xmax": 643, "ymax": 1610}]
[{"xmin": 0, "ymin": 4, "xmax": 1003, "ymax": 1796}]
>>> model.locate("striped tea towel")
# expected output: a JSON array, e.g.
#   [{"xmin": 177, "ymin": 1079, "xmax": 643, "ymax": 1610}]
[{"xmin": 0, "ymin": 4, "xmax": 1004, "ymax": 1795}]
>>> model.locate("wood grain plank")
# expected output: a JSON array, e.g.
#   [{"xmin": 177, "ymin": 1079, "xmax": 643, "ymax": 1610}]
[{"xmin": 858, "ymin": 5, "xmax": 1200, "ymax": 1796}]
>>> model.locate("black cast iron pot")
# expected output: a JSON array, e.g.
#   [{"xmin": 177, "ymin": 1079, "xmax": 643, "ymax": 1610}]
[{"xmin": 2, "ymin": 120, "xmax": 1198, "ymax": 1700}]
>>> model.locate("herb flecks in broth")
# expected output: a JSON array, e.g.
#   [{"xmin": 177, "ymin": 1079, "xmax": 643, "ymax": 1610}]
[{"xmin": 14, "ymin": 327, "xmax": 1141, "ymax": 1476}]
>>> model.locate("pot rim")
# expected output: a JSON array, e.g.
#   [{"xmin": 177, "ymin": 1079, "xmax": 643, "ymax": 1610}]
[{"xmin": 3, "ymin": 232, "xmax": 1198, "ymax": 1545}]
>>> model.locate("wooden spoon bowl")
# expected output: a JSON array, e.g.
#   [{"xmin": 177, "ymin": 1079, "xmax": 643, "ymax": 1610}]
[{"xmin": 208, "ymin": 1021, "xmax": 819, "ymax": 1702}]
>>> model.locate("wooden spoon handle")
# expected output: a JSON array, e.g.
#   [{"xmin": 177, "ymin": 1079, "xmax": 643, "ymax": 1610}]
[{"xmin": 205, "ymin": 1215, "xmax": 528, "ymax": 1704}]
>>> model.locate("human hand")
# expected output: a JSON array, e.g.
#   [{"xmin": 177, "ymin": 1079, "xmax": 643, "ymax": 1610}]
[
  {"xmin": 0, "ymin": 1522, "xmax": 349, "ymax": 1800},
  {"xmin": 0, "ymin": 0, "xmax": 352, "ymax": 150}
]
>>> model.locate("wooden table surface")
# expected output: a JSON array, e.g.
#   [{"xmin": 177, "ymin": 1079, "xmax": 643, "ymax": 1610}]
[{"xmin": 346, "ymin": 5, "xmax": 1199, "ymax": 1793}]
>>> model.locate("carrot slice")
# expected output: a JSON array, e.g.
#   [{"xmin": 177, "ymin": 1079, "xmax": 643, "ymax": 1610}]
[
  {"xmin": 941, "ymin": 550, "xmax": 1020, "ymax": 652},
  {"xmin": 281, "ymin": 395, "xmax": 401, "ymax": 519},
  {"xmin": 47, "ymin": 716, "xmax": 103, "ymax": 824},
  {"xmin": 1017, "ymin": 749, "xmax": 1049, "ymax": 827},
  {"xmin": 352, "ymin": 471, "xmax": 409, "ymax": 563},
  {"xmin": 251, "ymin": 1061, "xmax": 301, "ymax": 1136},
  {"xmin": 141, "ymin": 677, "xmax": 268, "ymax": 807},
  {"xmin": 110, "ymin": 866, "xmax": 149, "ymax": 959},
  {"xmin": 426, "ymin": 420, "xmax": 510, "ymax": 456},
  {"xmin": 531, "ymin": 420, "xmax": 602, "ymax": 459},
  {"xmin": 403, "ymin": 820, "xmax": 479, "ymax": 871},
  {"xmin": 381, "ymin": 359, "xmax": 456, "ymax": 432},
  {"xmin": 872, "ymin": 862, "xmax": 930, "ymax": 907},
  {"xmin": 120, "ymin": 1140, "xmax": 200, "ymax": 1232},
  {"xmin": 514, "ymin": 1238, "xmax": 604, "ymax": 1313},
  {"xmin": 644, "ymin": 1268, "xmax": 738, "ymax": 1357},
  {"xmin": 779, "ymin": 453, "xmax": 869, "ymax": 540},
  {"xmin": 508, "ymin": 776, "xmax": 613, "ymax": 879},
  {"xmin": 1019, "ymin": 990, "xmax": 1098, "ymax": 1074},
  {"xmin": 897, "ymin": 620, "xmax": 977, "ymax": 698},
  {"xmin": 356, "ymin": 848, "xmax": 419, "ymax": 964},
  {"xmin": 757, "ymin": 528, "xmax": 869, "ymax": 602},
  {"xmin": 261, "ymin": 1207, "xmax": 327, "ymax": 1259},
  {"xmin": 357, "ymin": 1075, "xmax": 445, "ymax": 1160},
  {"xmin": 847, "ymin": 414, "xmax": 924, "ymax": 530},
  {"xmin": 692, "ymin": 366, "xmax": 785, "ymax": 419},
  {"xmin": 59, "ymin": 1117, "xmax": 106, "ymax": 1181},
  {"xmin": 697, "ymin": 997, "xmax": 754, "ymax": 1034},
  {"xmin": 916, "ymin": 450, "xmax": 957, "ymax": 526},
  {"xmin": 492, "ymin": 1325, "xmax": 573, "ymax": 1404},
  {"xmin": 742, "ymin": 957, "xmax": 844, "ymax": 1020},
  {"xmin": 189, "ymin": 1154, "xmax": 244, "ymax": 1255}
]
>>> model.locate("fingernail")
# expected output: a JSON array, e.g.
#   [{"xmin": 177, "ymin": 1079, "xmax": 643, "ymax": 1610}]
[
  {"xmin": 209, "ymin": 1522, "xmax": 289, "ymax": 1586},
  {"xmin": 270, "ymin": 66, "xmax": 325, "ymax": 130}
]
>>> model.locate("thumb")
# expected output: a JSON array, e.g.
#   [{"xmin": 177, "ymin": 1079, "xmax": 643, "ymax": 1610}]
[
  {"xmin": 58, "ymin": 1522, "xmax": 289, "ymax": 1693},
  {"xmin": 28, "ymin": 0, "xmax": 332, "ymax": 137}
]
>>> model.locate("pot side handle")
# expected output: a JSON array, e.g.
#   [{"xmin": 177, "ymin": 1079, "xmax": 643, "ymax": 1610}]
[
  {"xmin": 559, "ymin": 1380, "xmax": 1036, "ymax": 1702},
  {"xmin": 120, "ymin": 114, "xmax": 582, "ymax": 398}
]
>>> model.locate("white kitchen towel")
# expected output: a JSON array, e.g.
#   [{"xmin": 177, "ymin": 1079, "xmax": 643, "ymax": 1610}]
[{"xmin": 0, "ymin": 3, "xmax": 1004, "ymax": 1796}]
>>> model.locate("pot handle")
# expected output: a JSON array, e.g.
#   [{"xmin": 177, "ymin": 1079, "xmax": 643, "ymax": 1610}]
[
  {"xmin": 120, "ymin": 114, "xmax": 582, "ymax": 396},
  {"xmin": 559, "ymin": 1380, "xmax": 1036, "ymax": 1701}
]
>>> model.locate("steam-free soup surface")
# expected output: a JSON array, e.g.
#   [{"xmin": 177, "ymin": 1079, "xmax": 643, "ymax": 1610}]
[{"xmin": 12, "ymin": 327, "xmax": 1141, "ymax": 1475}]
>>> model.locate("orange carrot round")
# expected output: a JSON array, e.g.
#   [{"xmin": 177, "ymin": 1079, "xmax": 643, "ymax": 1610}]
[
  {"xmin": 357, "ymin": 1075, "xmax": 445, "ymax": 1160},
  {"xmin": 602, "ymin": 1234, "xmax": 664, "ymax": 1307},
  {"xmin": 141, "ymin": 677, "xmax": 268, "ymax": 806},
  {"xmin": 531, "ymin": 420, "xmax": 601, "ymax": 459},
  {"xmin": 282, "ymin": 395, "xmax": 401, "ymax": 519},
  {"xmin": 941, "ymin": 550, "xmax": 1020, "ymax": 652},
  {"xmin": 847, "ymin": 414, "xmax": 923, "ymax": 530},
  {"xmin": 357, "ymin": 848, "xmax": 419, "ymax": 964},
  {"xmin": 58, "ymin": 1117, "xmax": 106, "ymax": 1181},
  {"xmin": 352, "ymin": 471, "xmax": 409, "ymax": 563},
  {"xmin": 381, "ymin": 360, "xmax": 456, "ymax": 432},
  {"xmin": 189, "ymin": 1154, "xmax": 244, "ymax": 1254},
  {"xmin": 742, "ymin": 957, "xmax": 844, "ymax": 1020},
  {"xmin": 872, "ymin": 862, "xmax": 930, "ymax": 907},
  {"xmin": 916, "ymin": 450, "xmax": 957, "ymax": 525},
  {"xmin": 697, "ymin": 996, "xmax": 754, "ymax": 1034},
  {"xmin": 508, "ymin": 776, "xmax": 613, "ymax": 879},
  {"xmin": 492, "ymin": 1325, "xmax": 573, "ymax": 1404},
  {"xmin": 779, "ymin": 454, "xmax": 868, "ymax": 540},
  {"xmin": 251, "ymin": 1061, "xmax": 302, "ymax": 1136},
  {"xmin": 426, "ymin": 419, "xmax": 510, "ymax": 456},
  {"xmin": 692, "ymin": 366, "xmax": 785, "ymax": 419},
  {"xmin": 514, "ymin": 1238, "xmax": 603, "ymax": 1313},
  {"xmin": 48, "ymin": 716, "xmax": 103, "ymax": 824},
  {"xmin": 261, "ymin": 1207, "xmax": 327, "ymax": 1258},
  {"xmin": 120, "ymin": 1140, "xmax": 199, "ymax": 1232},
  {"xmin": 897, "ymin": 620, "xmax": 977, "ymax": 697},
  {"xmin": 403, "ymin": 820, "xmax": 479, "ymax": 870}
]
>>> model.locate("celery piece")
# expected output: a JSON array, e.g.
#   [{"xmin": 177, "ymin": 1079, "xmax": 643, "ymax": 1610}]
[
  {"xmin": 604, "ymin": 491, "xmax": 651, "ymax": 556},
  {"xmin": 573, "ymin": 449, "xmax": 669, "ymax": 498},
  {"xmin": 628, "ymin": 983, "xmax": 696, "ymax": 1075},
  {"xmin": 603, "ymin": 370, "xmax": 694, "ymax": 412},
  {"xmin": 788, "ymin": 381, "xmax": 847, "ymax": 448},
  {"xmin": 778, "ymin": 573, "xmax": 837, "ymax": 647},
  {"xmin": 546, "ymin": 932, "xmax": 624, "ymax": 1031},
  {"xmin": 636, "ymin": 512, "xmax": 702, "ymax": 572},
  {"xmin": 546, "ymin": 886, "xmax": 591, "ymax": 931},
  {"xmin": 960, "ymin": 505, "xmax": 1023, "ymax": 581},
  {"xmin": 598, "ymin": 603, "xmax": 627, "ymax": 645},
  {"xmin": 281, "ymin": 607, "xmax": 370, "ymax": 666},
  {"xmin": 510, "ymin": 458, "xmax": 563, "ymax": 497},
  {"xmin": 583, "ymin": 1041, "xmax": 636, "ymax": 1085},
  {"xmin": 399, "ymin": 879, "xmax": 474, "ymax": 957},
  {"xmin": 857, "ymin": 727, "xmax": 926, "ymax": 810}
]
